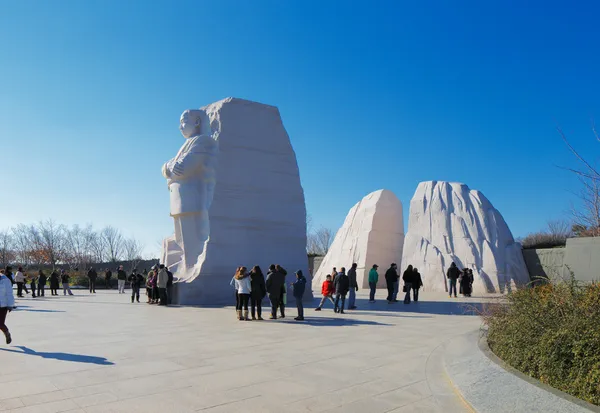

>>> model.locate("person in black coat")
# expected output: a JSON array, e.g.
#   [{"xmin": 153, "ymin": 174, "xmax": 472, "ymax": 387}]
[
  {"xmin": 275, "ymin": 265, "xmax": 288, "ymax": 318},
  {"xmin": 333, "ymin": 267, "xmax": 350, "ymax": 314},
  {"xmin": 4, "ymin": 266, "xmax": 14, "ymax": 285},
  {"xmin": 37, "ymin": 270, "xmax": 47, "ymax": 297},
  {"xmin": 128, "ymin": 269, "xmax": 145, "ymax": 303},
  {"xmin": 412, "ymin": 268, "xmax": 423, "ymax": 302},
  {"xmin": 105, "ymin": 269, "xmax": 113, "ymax": 289},
  {"xmin": 402, "ymin": 265, "xmax": 414, "ymax": 304},
  {"xmin": 447, "ymin": 262, "xmax": 461, "ymax": 298},
  {"xmin": 265, "ymin": 264, "xmax": 285, "ymax": 320},
  {"xmin": 249, "ymin": 266, "xmax": 266, "ymax": 320},
  {"xmin": 87, "ymin": 267, "xmax": 98, "ymax": 294},
  {"xmin": 385, "ymin": 264, "xmax": 399, "ymax": 304},
  {"xmin": 49, "ymin": 270, "xmax": 60, "ymax": 295},
  {"xmin": 460, "ymin": 269, "xmax": 473, "ymax": 297}
]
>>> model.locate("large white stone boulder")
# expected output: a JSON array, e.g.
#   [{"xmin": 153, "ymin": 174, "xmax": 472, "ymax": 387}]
[
  {"xmin": 312, "ymin": 190, "xmax": 404, "ymax": 290},
  {"xmin": 162, "ymin": 98, "xmax": 311, "ymax": 305},
  {"xmin": 401, "ymin": 181, "xmax": 529, "ymax": 293}
]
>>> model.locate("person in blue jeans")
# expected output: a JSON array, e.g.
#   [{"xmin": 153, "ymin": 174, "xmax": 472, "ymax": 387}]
[
  {"xmin": 347, "ymin": 263, "xmax": 358, "ymax": 309},
  {"xmin": 291, "ymin": 270, "xmax": 306, "ymax": 321},
  {"xmin": 368, "ymin": 264, "xmax": 379, "ymax": 302},
  {"xmin": 446, "ymin": 262, "xmax": 461, "ymax": 298}
]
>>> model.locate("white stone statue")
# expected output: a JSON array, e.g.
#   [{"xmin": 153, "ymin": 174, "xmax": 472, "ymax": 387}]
[{"xmin": 162, "ymin": 109, "xmax": 219, "ymax": 271}]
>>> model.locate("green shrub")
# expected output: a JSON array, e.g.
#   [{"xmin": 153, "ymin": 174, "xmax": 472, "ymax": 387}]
[{"xmin": 485, "ymin": 278, "xmax": 600, "ymax": 405}]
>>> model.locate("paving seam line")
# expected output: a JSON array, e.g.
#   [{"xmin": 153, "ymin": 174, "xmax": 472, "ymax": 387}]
[{"xmin": 477, "ymin": 333, "xmax": 600, "ymax": 413}]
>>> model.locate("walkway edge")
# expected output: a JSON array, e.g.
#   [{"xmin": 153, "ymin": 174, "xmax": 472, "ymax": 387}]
[
  {"xmin": 478, "ymin": 333, "xmax": 600, "ymax": 413},
  {"xmin": 442, "ymin": 329, "xmax": 599, "ymax": 413}
]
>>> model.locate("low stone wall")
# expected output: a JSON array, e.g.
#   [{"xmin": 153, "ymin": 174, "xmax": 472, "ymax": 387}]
[{"xmin": 522, "ymin": 237, "xmax": 600, "ymax": 283}]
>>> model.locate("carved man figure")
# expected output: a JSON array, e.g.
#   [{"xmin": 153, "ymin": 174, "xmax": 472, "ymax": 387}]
[{"xmin": 162, "ymin": 109, "xmax": 218, "ymax": 270}]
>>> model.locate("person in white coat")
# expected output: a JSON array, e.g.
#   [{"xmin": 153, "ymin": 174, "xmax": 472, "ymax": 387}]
[
  {"xmin": 233, "ymin": 266, "xmax": 252, "ymax": 321},
  {"xmin": 0, "ymin": 269, "xmax": 15, "ymax": 344},
  {"xmin": 156, "ymin": 265, "xmax": 169, "ymax": 306}
]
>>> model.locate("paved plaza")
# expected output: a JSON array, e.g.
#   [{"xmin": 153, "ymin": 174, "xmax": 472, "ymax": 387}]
[{"xmin": 1, "ymin": 290, "xmax": 489, "ymax": 412}]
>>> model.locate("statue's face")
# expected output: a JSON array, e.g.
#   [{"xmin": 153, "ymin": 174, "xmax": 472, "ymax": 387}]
[{"xmin": 179, "ymin": 110, "xmax": 200, "ymax": 139}]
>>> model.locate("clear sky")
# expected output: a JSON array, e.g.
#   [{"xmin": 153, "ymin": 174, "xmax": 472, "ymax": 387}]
[{"xmin": 0, "ymin": 0, "xmax": 597, "ymax": 257}]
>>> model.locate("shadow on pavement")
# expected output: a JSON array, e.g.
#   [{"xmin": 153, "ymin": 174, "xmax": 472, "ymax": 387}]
[
  {"xmin": 315, "ymin": 298, "xmax": 486, "ymax": 316},
  {"xmin": 276, "ymin": 317, "xmax": 392, "ymax": 327},
  {"xmin": 13, "ymin": 306, "xmax": 65, "ymax": 313},
  {"xmin": 0, "ymin": 346, "xmax": 114, "ymax": 365}
]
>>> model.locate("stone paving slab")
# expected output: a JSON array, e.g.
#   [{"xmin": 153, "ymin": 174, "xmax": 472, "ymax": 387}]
[
  {"xmin": 443, "ymin": 330, "xmax": 600, "ymax": 413},
  {"xmin": 0, "ymin": 290, "xmax": 489, "ymax": 412}
]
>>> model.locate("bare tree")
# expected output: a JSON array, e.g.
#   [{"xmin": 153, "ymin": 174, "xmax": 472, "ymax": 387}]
[
  {"xmin": 11, "ymin": 224, "xmax": 33, "ymax": 266},
  {"xmin": 101, "ymin": 226, "xmax": 124, "ymax": 263},
  {"xmin": 559, "ymin": 126, "xmax": 600, "ymax": 236},
  {"xmin": 307, "ymin": 226, "xmax": 334, "ymax": 255},
  {"xmin": 123, "ymin": 238, "xmax": 144, "ymax": 271},
  {"xmin": 64, "ymin": 224, "xmax": 95, "ymax": 270},
  {"xmin": 0, "ymin": 229, "xmax": 14, "ymax": 268},
  {"xmin": 521, "ymin": 219, "xmax": 572, "ymax": 249},
  {"xmin": 89, "ymin": 232, "xmax": 106, "ymax": 263},
  {"xmin": 36, "ymin": 220, "xmax": 66, "ymax": 269}
]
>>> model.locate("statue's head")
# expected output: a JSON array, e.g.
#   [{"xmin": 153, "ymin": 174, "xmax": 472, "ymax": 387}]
[{"xmin": 179, "ymin": 109, "xmax": 203, "ymax": 139}]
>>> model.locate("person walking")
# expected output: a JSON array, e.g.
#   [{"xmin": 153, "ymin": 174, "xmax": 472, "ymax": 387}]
[
  {"xmin": 368, "ymin": 264, "xmax": 379, "ymax": 302},
  {"xmin": 128, "ymin": 269, "xmax": 144, "ymax": 303},
  {"xmin": 157, "ymin": 265, "xmax": 169, "ymax": 306},
  {"xmin": 233, "ymin": 267, "xmax": 252, "ymax": 321},
  {"xmin": 447, "ymin": 262, "xmax": 461, "ymax": 298},
  {"xmin": 315, "ymin": 274, "xmax": 335, "ymax": 311},
  {"xmin": 291, "ymin": 270, "xmax": 307, "ymax": 321},
  {"xmin": 30, "ymin": 271, "xmax": 37, "ymax": 298},
  {"xmin": 385, "ymin": 263, "xmax": 398, "ymax": 304},
  {"xmin": 265, "ymin": 264, "xmax": 285, "ymax": 320},
  {"xmin": 0, "ymin": 269, "xmax": 15, "ymax": 344},
  {"xmin": 347, "ymin": 263, "xmax": 358, "ymax": 310},
  {"xmin": 249, "ymin": 266, "xmax": 266, "ymax": 320},
  {"xmin": 15, "ymin": 267, "xmax": 28, "ymax": 297},
  {"xmin": 49, "ymin": 270, "xmax": 60, "ymax": 296},
  {"xmin": 37, "ymin": 270, "xmax": 47, "ymax": 297},
  {"xmin": 87, "ymin": 267, "xmax": 98, "ymax": 294},
  {"xmin": 61, "ymin": 270, "xmax": 73, "ymax": 296},
  {"xmin": 402, "ymin": 265, "xmax": 413, "ymax": 304},
  {"xmin": 105, "ymin": 268, "xmax": 113, "ymax": 289},
  {"xmin": 117, "ymin": 265, "xmax": 127, "ymax": 294},
  {"xmin": 334, "ymin": 267, "xmax": 350, "ymax": 314},
  {"xmin": 412, "ymin": 267, "xmax": 423, "ymax": 302},
  {"xmin": 276, "ymin": 265, "xmax": 288, "ymax": 319}
]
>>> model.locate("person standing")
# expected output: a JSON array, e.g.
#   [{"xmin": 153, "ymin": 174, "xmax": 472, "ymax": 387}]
[
  {"xmin": 249, "ymin": 266, "xmax": 266, "ymax": 320},
  {"xmin": 128, "ymin": 269, "xmax": 144, "ymax": 303},
  {"xmin": 447, "ymin": 262, "xmax": 461, "ymax": 298},
  {"xmin": 412, "ymin": 267, "xmax": 423, "ymax": 302},
  {"xmin": 49, "ymin": 270, "xmax": 60, "ymax": 296},
  {"xmin": 146, "ymin": 269, "xmax": 155, "ymax": 303},
  {"xmin": 385, "ymin": 263, "xmax": 398, "ymax": 304},
  {"xmin": 402, "ymin": 265, "xmax": 414, "ymax": 304},
  {"xmin": 4, "ymin": 266, "xmax": 14, "ymax": 285},
  {"xmin": 460, "ymin": 269, "xmax": 473, "ymax": 297},
  {"xmin": 0, "ymin": 269, "xmax": 15, "ymax": 344},
  {"xmin": 105, "ymin": 268, "xmax": 113, "ymax": 289},
  {"xmin": 15, "ymin": 267, "xmax": 28, "ymax": 297},
  {"xmin": 331, "ymin": 267, "xmax": 338, "ymax": 284},
  {"xmin": 368, "ymin": 264, "xmax": 379, "ymax": 302},
  {"xmin": 315, "ymin": 274, "xmax": 335, "ymax": 311},
  {"xmin": 166, "ymin": 267, "xmax": 174, "ymax": 305},
  {"xmin": 157, "ymin": 265, "xmax": 169, "ymax": 306},
  {"xmin": 347, "ymin": 263, "xmax": 358, "ymax": 310},
  {"xmin": 291, "ymin": 270, "xmax": 306, "ymax": 321},
  {"xmin": 30, "ymin": 271, "xmax": 37, "ymax": 298},
  {"xmin": 276, "ymin": 265, "xmax": 288, "ymax": 319},
  {"xmin": 61, "ymin": 270, "xmax": 73, "ymax": 296},
  {"xmin": 87, "ymin": 267, "xmax": 98, "ymax": 294},
  {"xmin": 37, "ymin": 270, "xmax": 47, "ymax": 297},
  {"xmin": 233, "ymin": 267, "xmax": 252, "ymax": 321},
  {"xmin": 334, "ymin": 267, "xmax": 350, "ymax": 314},
  {"xmin": 265, "ymin": 264, "xmax": 285, "ymax": 320},
  {"xmin": 117, "ymin": 265, "xmax": 127, "ymax": 294}
]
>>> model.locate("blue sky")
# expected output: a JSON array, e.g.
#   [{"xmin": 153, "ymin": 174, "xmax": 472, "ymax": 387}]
[{"xmin": 0, "ymin": 0, "xmax": 597, "ymax": 257}]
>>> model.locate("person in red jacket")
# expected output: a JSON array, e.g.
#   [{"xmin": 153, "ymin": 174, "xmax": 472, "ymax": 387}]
[{"xmin": 314, "ymin": 274, "xmax": 335, "ymax": 311}]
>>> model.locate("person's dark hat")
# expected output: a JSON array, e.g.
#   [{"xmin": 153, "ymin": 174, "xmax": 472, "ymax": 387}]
[
  {"xmin": 391, "ymin": 263, "xmax": 397, "ymax": 267},
  {"xmin": 295, "ymin": 270, "xmax": 303, "ymax": 276},
  {"xmin": 373, "ymin": 264, "xmax": 379, "ymax": 268}
]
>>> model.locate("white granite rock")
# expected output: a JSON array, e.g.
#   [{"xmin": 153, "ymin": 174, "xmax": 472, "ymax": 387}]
[
  {"xmin": 162, "ymin": 98, "xmax": 311, "ymax": 305},
  {"xmin": 401, "ymin": 181, "xmax": 529, "ymax": 293},
  {"xmin": 312, "ymin": 190, "xmax": 404, "ymax": 290}
]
